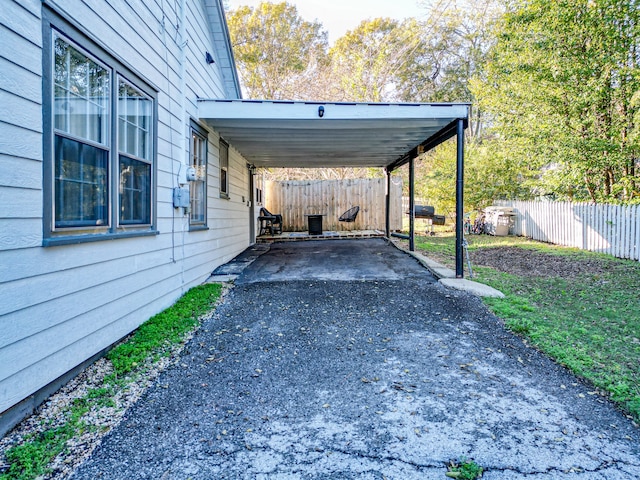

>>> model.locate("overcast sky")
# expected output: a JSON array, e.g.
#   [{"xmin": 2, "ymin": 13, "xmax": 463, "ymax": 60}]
[{"xmin": 224, "ymin": 0, "xmax": 429, "ymax": 44}]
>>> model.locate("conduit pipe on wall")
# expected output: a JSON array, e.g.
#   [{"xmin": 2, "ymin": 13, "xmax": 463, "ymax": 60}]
[{"xmin": 178, "ymin": 0, "xmax": 188, "ymax": 186}]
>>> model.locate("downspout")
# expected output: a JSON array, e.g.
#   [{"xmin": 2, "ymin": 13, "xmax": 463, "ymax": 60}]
[
  {"xmin": 178, "ymin": 0, "xmax": 187, "ymax": 179},
  {"xmin": 178, "ymin": 0, "xmax": 188, "ymax": 286}
]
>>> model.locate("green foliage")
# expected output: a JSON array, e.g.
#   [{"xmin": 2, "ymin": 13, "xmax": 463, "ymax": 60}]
[
  {"xmin": 446, "ymin": 458, "xmax": 484, "ymax": 479},
  {"xmin": 475, "ymin": 0, "xmax": 640, "ymax": 203},
  {"xmin": 329, "ymin": 17, "xmax": 425, "ymax": 102},
  {"xmin": 107, "ymin": 283, "xmax": 222, "ymax": 377},
  {"xmin": 3, "ymin": 428, "xmax": 68, "ymax": 480},
  {"xmin": 412, "ymin": 134, "xmax": 537, "ymax": 215},
  {"xmin": 1, "ymin": 403, "xmax": 90, "ymax": 480},
  {"xmin": 1, "ymin": 284, "xmax": 223, "ymax": 480},
  {"xmin": 227, "ymin": 2, "xmax": 328, "ymax": 99}
]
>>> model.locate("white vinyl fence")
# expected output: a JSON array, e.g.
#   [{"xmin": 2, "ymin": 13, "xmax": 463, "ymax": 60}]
[{"xmin": 496, "ymin": 200, "xmax": 640, "ymax": 261}]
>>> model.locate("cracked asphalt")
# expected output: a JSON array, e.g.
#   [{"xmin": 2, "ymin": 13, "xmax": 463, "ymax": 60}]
[{"xmin": 72, "ymin": 239, "xmax": 640, "ymax": 479}]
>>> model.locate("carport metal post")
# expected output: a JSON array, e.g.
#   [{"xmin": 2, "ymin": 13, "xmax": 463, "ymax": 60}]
[
  {"xmin": 385, "ymin": 168, "xmax": 390, "ymax": 238},
  {"xmin": 409, "ymin": 156, "xmax": 415, "ymax": 251},
  {"xmin": 455, "ymin": 118, "xmax": 464, "ymax": 278}
]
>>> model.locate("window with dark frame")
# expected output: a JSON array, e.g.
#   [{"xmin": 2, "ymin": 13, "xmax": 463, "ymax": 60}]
[
  {"xmin": 46, "ymin": 18, "xmax": 156, "ymax": 243},
  {"xmin": 190, "ymin": 124, "xmax": 207, "ymax": 227},
  {"xmin": 219, "ymin": 139, "xmax": 229, "ymax": 198},
  {"xmin": 118, "ymin": 80, "xmax": 152, "ymax": 225},
  {"xmin": 53, "ymin": 35, "xmax": 110, "ymax": 228}
]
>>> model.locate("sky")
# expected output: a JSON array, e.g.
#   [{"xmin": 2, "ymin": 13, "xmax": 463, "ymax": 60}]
[{"xmin": 224, "ymin": 0, "xmax": 429, "ymax": 44}]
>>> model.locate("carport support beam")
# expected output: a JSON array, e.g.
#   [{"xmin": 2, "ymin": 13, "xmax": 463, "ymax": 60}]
[
  {"xmin": 455, "ymin": 118, "xmax": 465, "ymax": 278},
  {"xmin": 409, "ymin": 156, "xmax": 415, "ymax": 252},
  {"xmin": 385, "ymin": 168, "xmax": 390, "ymax": 238}
]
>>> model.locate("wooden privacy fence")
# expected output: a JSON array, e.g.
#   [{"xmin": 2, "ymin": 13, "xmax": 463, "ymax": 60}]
[
  {"xmin": 265, "ymin": 178, "xmax": 403, "ymax": 232},
  {"xmin": 496, "ymin": 200, "xmax": 640, "ymax": 261}
]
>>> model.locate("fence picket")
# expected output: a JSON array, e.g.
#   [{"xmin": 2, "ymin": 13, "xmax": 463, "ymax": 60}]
[
  {"xmin": 636, "ymin": 205, "xmax": 640, "ymax": 260},
  {"xmin": 496, "ymin": 200, "xmax": 639, "ymax": 262}
]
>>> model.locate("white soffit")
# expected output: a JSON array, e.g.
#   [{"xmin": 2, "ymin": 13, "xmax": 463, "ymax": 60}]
[{"xmin": 198, "ymin": 99, "xmax": 470, "ymax": 168}]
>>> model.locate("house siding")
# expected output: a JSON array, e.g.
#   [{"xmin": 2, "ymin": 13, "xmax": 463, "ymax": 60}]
[{"xmin": 0, "ymin": 0, "xmax": 248, "ymax": 428}]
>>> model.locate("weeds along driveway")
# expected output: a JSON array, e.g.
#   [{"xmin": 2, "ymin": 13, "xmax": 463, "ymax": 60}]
[{"xmin": 72, "ymin": 239, "xmax": 640, "ymax": 479}]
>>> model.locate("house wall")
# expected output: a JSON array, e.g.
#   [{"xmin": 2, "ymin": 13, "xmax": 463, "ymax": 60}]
[{"xmin": 0, "ymin": 0, "xmax": 249, "ymax": 430}]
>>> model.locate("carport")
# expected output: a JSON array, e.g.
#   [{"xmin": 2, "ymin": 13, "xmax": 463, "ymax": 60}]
[{"xmin": 198, "ymin": 99, "xmax": 470, "ymax": 277}]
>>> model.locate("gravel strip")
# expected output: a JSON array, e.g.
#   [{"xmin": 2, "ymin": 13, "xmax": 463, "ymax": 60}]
[{"xmin": 0, "ymin": 286, "xmax": 230, "ymax": 479}]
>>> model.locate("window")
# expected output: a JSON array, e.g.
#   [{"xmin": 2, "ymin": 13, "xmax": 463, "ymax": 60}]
[
  {"xmin": 190, "ymin": 123, "xmax": 208, "ymax": 227},
  {"xmin": 219, "ymin": 139, "xmax": 229, "ymax": 198},
  {"xmin": 53, "ymin": 36, "xmax": 110, "ymax": 228},
  {"xmin": 118, "ymin": 80, "xmax": 152, "ymax": 225},
  {"xmin": 44, "ymin": 16, "xmax": 156, "ymax": 244}
]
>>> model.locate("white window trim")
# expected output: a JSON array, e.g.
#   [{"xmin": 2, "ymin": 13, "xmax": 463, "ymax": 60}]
[
  {"xmin": 189, "ymin": 121, "xmax": 208, "ymax": 229},
  {"xmin": 219, "ymin": 139, "xmax": 229, "ymax": 199}
]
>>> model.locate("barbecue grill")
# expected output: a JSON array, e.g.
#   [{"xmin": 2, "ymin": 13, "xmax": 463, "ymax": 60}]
[{"xmin": 408, "ymin": 205, "xmax": 446, "ymax": 235}]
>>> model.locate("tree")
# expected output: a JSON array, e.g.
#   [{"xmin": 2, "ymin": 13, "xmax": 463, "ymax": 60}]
[
  {"xmin": 227, "ymin": 2, "xmax": 329, "ymax": 99},
  {"xmin": 401, "ymin": 0, "xmax": 502, "ymax": 140},
  {"xmin": 475, "ymin": 0, "xmax": 640, "ymax": 203},
  {"xmin": 328, "ymin": 18, "xmax": 426, "ymax": 102},
  {"xmin": 403, "ymin": 0, "xmax": 505, "ymax": 212}
]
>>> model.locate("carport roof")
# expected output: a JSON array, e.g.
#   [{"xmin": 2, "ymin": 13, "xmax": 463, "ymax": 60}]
[{"xmin": 197, "ymin": 99, "xmax": 470, "ymax": 170}]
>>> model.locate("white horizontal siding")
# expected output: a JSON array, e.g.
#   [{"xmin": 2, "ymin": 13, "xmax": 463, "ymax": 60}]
[
  {"xmin": 0, "ymin": 219, "xmax": 42, "ymax": 250},
  {"xmin": 0, "ymin": 186, "xmax": 41, "ymax": 218},
  {"xmin": 0, "ymin": 0, "xmax": 250, "ymax": 417},
  {"xmin": 0, "ymin": 155, "xmax": 41, "ymax": 190},
  {"xmin": 0, "ymin": 24, "xmax": 41, "ymax": 75},
  {"xmin": 0, "ymin": 121, "xmax": 42, "ymax": 161},
  {"xmin": 186, "ymin": 0, "xmax": 226, "ymax": 99},
  {"xmin": 1, "ymin": 258, "xmax": 183, "ymax": 364},
  {"xmin": 1, "ymin": 272, "xmax": 183, "ymax": 411},
  {"xmin": 0, "ymin": 239, "xmax": 174, "ymax": 321},
  {"xmin": 0, "ymin": 0, "xmax": 41, "ymax": 40},
  {"xmin": 0, "ymin": 57, "xmax": 42, "ymax": 106},
  {"xmin": 0, "ymin": 228, "xmax": 170, "ymax": 283}
]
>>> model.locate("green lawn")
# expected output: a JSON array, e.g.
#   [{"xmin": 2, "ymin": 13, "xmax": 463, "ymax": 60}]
[{"xmin": 407, "ymin": 233, "xmax": 640, "ymax": 421}]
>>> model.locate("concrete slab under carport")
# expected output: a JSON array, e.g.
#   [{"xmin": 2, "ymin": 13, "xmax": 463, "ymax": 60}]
[
  {"xmin": 210, "ymin": 237, "xmax": 504, "ymax": 298},
  {"xmin": 235, "ymin": 238, "xmax": 437, "ymax": 284}
]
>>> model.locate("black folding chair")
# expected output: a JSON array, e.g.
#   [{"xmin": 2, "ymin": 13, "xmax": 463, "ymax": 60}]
[{"xmin": 339, "ymin": 206, "xmax": 360, "ymax": 223}]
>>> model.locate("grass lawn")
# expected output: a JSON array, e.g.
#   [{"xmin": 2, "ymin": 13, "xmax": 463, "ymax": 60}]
[{"xmin": 407, "ymin": 232, "xmax": 640, "ymax": 422}]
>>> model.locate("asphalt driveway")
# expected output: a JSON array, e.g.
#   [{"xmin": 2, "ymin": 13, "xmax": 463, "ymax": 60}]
[{"xmin": 72, "ymin": 239, "xmax": 640, "ymax": 479}]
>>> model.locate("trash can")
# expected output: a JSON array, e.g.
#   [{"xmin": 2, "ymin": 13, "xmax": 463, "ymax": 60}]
[
  {"xmin": 495, "ymin": 215, "xmax": 511, "ymax": 236},
  {"xmin": 484, "ymin": 206, "xmax": 515, "ymax": 236},
  {"xmin": 307, "ymin": 215, "xmax": 323, "ymax": 235}
]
